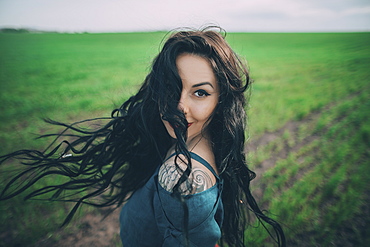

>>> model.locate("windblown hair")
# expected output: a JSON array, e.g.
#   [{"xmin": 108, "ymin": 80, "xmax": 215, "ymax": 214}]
[{"xmin": 0, "ymin": 27, "xmax": 285, "ymax": 246}]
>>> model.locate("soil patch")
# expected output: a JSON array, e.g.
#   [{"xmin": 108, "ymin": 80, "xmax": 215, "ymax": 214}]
[{"xmin": 34, "ymin": 207, "xmax": 121, "ymax": 247}]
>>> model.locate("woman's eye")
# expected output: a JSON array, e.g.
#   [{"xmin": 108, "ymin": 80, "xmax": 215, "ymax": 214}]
[{"xmin": 194, "ymin": 90, "xmax": 210, "ymax": 97}]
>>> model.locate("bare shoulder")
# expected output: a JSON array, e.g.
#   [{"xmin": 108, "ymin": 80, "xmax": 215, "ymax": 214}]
[{"xmin": 158, "ymin": 153, "xmax": 217, "ymax": 195}]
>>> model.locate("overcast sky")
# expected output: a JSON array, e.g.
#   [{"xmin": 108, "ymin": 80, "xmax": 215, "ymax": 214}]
[{"xmin": 0, "ymin": 0, "xmax": 369, "ymax": 32}]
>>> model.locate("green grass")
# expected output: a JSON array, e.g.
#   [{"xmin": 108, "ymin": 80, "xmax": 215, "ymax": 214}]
[
  {"xmin": 0, "ymin": 32, "xmax": 369, "ymax": 246},
  {"xmin": 227, "ymin": 33, "xmax": 370, "ymax": 135},
  {"xmin": 0, "ymin": 32, "xmax": 165, "ymax": 153}
]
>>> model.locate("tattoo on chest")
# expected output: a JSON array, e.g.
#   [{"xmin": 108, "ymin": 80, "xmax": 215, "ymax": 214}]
[{"xmin": 158, "ymin": 163, "xmax": 214, "ymax": 195}]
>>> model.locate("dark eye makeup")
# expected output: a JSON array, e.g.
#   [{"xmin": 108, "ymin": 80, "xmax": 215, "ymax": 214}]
[{"xmin": 194, "ymin": 89, "xmax": 211, "ymax": 97}]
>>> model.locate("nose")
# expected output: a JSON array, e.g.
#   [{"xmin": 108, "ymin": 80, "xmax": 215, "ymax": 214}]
[{"xmin": 178, "ymin": 93, "xmax": 189, "ymax": 115}]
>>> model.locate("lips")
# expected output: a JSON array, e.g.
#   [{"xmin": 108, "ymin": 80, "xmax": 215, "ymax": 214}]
[{"xmin": 169, "ymin": 122, "xmax": 192, "ymax": 129}]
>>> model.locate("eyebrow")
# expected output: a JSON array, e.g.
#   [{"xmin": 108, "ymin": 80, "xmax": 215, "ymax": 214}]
[{"xmin": 192, "ymin": 82, "xmax": 214, "ymax": 89}]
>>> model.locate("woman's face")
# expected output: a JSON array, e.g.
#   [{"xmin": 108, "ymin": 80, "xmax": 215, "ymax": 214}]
[{"xmin": 162, "ymin": 53, "xmax": 219, "ymax": 140}]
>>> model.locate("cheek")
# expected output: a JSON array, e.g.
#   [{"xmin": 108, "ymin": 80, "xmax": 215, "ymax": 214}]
[{"xmin": 195, "ymin": 102, "xmax": 218, "ymax": 122}]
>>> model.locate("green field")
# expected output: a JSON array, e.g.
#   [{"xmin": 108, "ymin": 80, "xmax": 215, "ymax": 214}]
[{"xmin": 0, "ymin": 32, "xmax": 369, "ymax": 246}]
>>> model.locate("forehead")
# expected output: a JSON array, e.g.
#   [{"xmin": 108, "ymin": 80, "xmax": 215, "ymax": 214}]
[{"xmin": 176, "ymin": 53, "xmax": 217, "ymax": 88}]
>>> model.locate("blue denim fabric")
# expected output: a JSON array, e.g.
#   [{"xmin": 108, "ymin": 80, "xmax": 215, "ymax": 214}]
[{"xmin": 120, "ymin": 153, "xmax": 224, "ymax": 247}]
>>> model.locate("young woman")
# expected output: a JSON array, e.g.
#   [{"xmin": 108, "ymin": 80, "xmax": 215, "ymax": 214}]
[{"xmin": 0, "ymin": 27, "xmax": 285, "ymax": 246}]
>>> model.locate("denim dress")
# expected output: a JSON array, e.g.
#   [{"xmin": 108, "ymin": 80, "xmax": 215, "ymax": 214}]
[{"xmin": 120, "ymin": 152, "xmax": 224, "ymax": 247}]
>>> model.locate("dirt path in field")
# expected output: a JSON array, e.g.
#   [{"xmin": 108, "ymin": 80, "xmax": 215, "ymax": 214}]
[
  {"xmin": 246, "ymin": 110, "xmax": 323, "ymax": 202},
  {"xmin": 246, "ymin": 91, "xmax": 361, "ymax": 201},
  {"xmin": 245, "ymin": 91, "xmax": 369, "ymax": 247}
]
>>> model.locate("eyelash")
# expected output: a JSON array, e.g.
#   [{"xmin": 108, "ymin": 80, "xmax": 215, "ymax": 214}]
[{"xmin": 194, "ymin": 89, "xmax": 211, "ymax": 97}]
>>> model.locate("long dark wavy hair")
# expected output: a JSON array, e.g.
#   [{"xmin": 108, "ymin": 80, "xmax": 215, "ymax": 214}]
[{"xmin": 0, "ymin": 27, "xmax": 285, "ymax": 246}]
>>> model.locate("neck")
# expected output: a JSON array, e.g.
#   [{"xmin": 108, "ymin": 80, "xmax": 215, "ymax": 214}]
[{"xmin": 186, "ymin": 131, "xmax": 210, "ymax": 151}]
